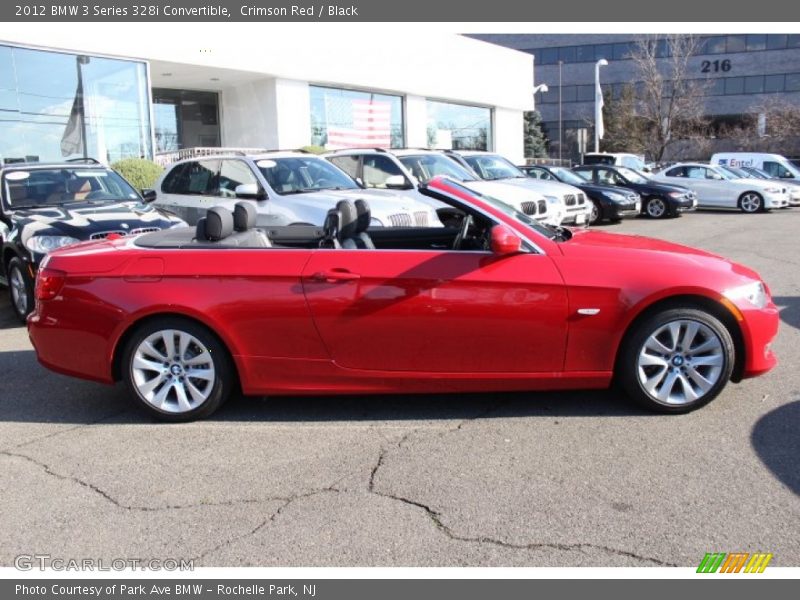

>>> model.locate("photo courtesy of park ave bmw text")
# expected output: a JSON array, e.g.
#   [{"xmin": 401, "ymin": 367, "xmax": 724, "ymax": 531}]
[{"xmin": 0, "ymin": 0, "xmax": 798, "ymax": 596}]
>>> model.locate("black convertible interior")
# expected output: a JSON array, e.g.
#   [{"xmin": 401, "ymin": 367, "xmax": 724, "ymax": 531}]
[{"xmin": 136, "ymin": 199, "xmax": 494, "ymax": 252}]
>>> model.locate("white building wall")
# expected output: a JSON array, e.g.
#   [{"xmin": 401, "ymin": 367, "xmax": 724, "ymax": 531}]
[
  {"xmin": 404, "ymin": 96, "xmax": 428, "ymax": 148},
  {"xmin": 493, "ymin": 108, "xmax": 525, "ymax": 164}
]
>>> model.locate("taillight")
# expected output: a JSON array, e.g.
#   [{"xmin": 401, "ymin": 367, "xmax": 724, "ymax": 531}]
[{"xmin": 35, "ymin": 268, "xmax": 66, "ymax": 301}]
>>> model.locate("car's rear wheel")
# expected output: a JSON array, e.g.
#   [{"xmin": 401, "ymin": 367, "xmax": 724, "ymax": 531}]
[
  {"xmin": 739, "ymin": 192, "xmax": 763, "ymax": 213},
  {"xmin": 645, "ymin": 196, "xmax": 668, "ymax": 219},
  {"xmin": 122, "ymin": 318, "xmax": 232, "ymax": 421},
  {"xmin": 7, "ymin": 257, "xmax": 34, "ymax": 323},
  {"xmin": 617, "ymin": 308, "xmax": 734, "ymax": 413}
]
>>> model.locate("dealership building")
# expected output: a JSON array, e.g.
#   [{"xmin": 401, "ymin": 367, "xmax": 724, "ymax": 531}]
[
  {"xmin": 471, "ymin": 33, "xmax": 800, "ymax": 161},
  {"xmin": 0, "ymin": 25, "xmax": 533, "ymax": 166}
]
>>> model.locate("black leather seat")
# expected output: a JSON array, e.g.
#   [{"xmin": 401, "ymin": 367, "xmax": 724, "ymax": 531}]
[
  {"xmin": 320, "ymin": 208, "xmax": 342, "ymax": 249},
  {"xmin": 228, "ymin": 202, "xmax": 271, "ymax": 247},
  {"xmin": 337, "ymin": 200, "xmax": 361, "ymax": 249},
  {"xmin": 194, "ymin": 206, "xmax": 234, "ymax": 242},
  {"xmin": 353, "ymin": 199, "xmax": 376, "ymax": 249}
]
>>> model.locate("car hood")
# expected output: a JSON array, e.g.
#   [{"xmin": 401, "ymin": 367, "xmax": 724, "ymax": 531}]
[
  {"xmin": 11, "ymin": 200, "xmax": 184, "ymax": 242},
  {"xmin": 577, "ymin": 182, "xmax": 637, "ymax": 196},
  {"xmin": 557, "ymin": 228, "xmax": 761, "ymax": 281},
  {"xmin": 490, "ymin": 177, "xmax": 584, "ymax": 197},
  {"xmin": 273, "ymin": 188, "xmax": 435, "ymax": 222}
]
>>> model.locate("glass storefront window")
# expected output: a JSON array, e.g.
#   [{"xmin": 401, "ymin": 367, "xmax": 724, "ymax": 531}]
[
  {"xmin": 152, "ymin": 89, "xmax": 220, "ymax": 152},
  {"xmin": 425, "ymin": 100, "xmax": 491, "ymax": 151},
  {"xmin": 309, "ymin": 85, "xmax": 403, "ymax": 150},
  {"xmin": 0, "ymin": 44, "xmax": 151, "ymax": 165}
]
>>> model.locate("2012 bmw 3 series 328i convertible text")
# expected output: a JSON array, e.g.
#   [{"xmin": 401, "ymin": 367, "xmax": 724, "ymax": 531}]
[{"xmin": 27, "ymin": 177, "xmax": 779, "ymax": 421}]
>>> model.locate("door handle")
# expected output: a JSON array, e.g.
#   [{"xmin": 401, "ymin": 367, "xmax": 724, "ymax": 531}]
[{"xmin": 311, "ymin": 269, "xmax": 360, "ymax": 283}]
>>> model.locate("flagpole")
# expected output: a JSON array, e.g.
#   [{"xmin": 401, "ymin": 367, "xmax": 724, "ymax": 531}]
[{"xmin": 77, "ymin": 55, "xmax": 90, "ymax": 159}]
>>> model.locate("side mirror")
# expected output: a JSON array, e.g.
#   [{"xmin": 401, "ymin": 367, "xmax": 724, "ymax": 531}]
[
  {"xmin": 385, "ymin": 174, "xmax": 412, "ymax": 190},
  {"xmin": 235, "ymin": 183, "xmax": 266, "ymax": 200},
  {"xmin": 141, "ymin": 189, "xmax": 157, "ymax": 203},
  {"xmin": 490, "ymin": 225, "xmax": 522, "ymax": 256}
]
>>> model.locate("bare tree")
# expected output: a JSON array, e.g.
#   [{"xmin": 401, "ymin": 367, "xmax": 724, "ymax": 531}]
[
  {"xmin": 601, "ymin": 85, "xmax": 647, "ymax": 155},
  {"xmin": 625, "ymin": 35, "xmax": 709, "ymax": 162},
  {"xmin": 716, "ymin": 97, "xmax": 800, "ymax": 155}
]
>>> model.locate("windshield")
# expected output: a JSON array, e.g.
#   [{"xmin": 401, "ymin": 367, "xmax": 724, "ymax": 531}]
[
  {"xmin": 718, "ymin": 165, "xmax": 747, "ymax": 179},
  {"xmin": 549, "ymin": 167, "xmax": 586, "ymax": 186},
  {"xmin": 2, "ymin": 167, "xmax": 141, "ymax": 209},
  {"xmin": 744, "ymin": 167, "xmax": 770, "ymax": 180},
  {"xmin": 616, "ymin": 167, "xmax": 649, "ymax": 184},
  {"xmin": 463, "ymin": 154, "xmax": 525, "ymax": 181},
  {"xmin": 398, "ymin": 155, "xmax": 477, "ymax": 183},
  {"xmin": 256, "ymin": 156, "xmax": 359, "ymax": 194}
]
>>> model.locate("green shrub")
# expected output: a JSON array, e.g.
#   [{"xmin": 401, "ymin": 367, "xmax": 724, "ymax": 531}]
[{"xmin": 111, "ymin": 158, "xmax": 164, "ymax": 190}]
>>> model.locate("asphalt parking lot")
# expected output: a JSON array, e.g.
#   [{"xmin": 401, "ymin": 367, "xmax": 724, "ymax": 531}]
[{"xmin": 1, "ymin": 209, "xmax": 798, "ymax": 568}]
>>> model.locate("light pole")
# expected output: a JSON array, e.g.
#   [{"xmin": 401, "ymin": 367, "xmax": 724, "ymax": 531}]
[
  {"xmin": 594, "ymin": 58, "xmax": 608, "ymax": 153},
  {"xmin": 532, "ymin": 83, "xmax": 549, "ymax": 96}
]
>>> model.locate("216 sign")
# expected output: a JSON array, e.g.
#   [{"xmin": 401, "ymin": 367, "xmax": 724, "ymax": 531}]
[{"xmin": 701, "ymin": 59, "xmax": 732, "ymax": 73}]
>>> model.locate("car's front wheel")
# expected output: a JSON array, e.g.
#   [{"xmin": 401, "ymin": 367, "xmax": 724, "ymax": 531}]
[
  {"xmin": 7, "ymin": 257, "xmax": 34, "ymax": 323},
  {"xmin": 617, "ymin": 308, "xmax": 734, "ymax": 413},
  {"xmin": 121, "ymin": 318, "xmax": 233, "ymax": 421},
  {"xmin": 738, "ymin": 192, "xmax": 763, "ymax": 213},
  {"xmin": 588, "ymin": 199, "xmax": 601, "ymax": 225},
  {"xmin": 644, "ymin": 196, "xmax": 669, "ymax": 219}
]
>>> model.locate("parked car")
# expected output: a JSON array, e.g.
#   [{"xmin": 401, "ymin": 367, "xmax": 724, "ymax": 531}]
[
  {"xmin": 29, "ymin": 177, "xmax": 778, "ymax": 421},
  {"xmin": 324, "ymin": 148, "xmax": 556, "ymax": 226},
  {"xmin": 0, "ymin": 160, "xmax": 185, "ymax": 322},
  {"xmin": 582, "ymin": 152, "xmax": 649, "ymax": 172},
  {"xmin": 444, "ymin": 151, "xmax": 589, "ymax": 226},
  {"xmin": 520, "ymin": 165, "xmax": 641, "ymax": 225},
  {"xmin": 710, "ymin": 152, "xmax": 800, "ymax": 182},
  {"xmin": 572, "ymin": 165, "xmax": 697, "ymax": 218},
  {"xmin": 652, "ymin": 163, "xmax": 789, "ymax": 213},
  {"xmin": 726, "ymin": 165, "xmax": 800, "ymax": 207},
  {"xmin": 153, "ymin": 150, "xmax": 441, "ymax": 228}
]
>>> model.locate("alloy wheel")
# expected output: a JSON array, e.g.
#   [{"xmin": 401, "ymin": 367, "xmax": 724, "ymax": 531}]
[
  {"xmin": 646, "ymin": 197, "xmax": 667, "ymax": 218},
  {"xmin": 131, "ymin": 329, "xmax": 216, "ymax": 414},
  {"xmin": 740, "ymin": 193, "xmax": 762, "ymax": 213},
  {"xmin": 636, "ymin": 319, "xmax": 725, "ymax": 406},
  {"xmin": 589, "ymin": 201, "xmax": 600, "ymax": 224},
  {"xmin": 9, "ymin": 265, "xmax": 28, "ymax": 316}
]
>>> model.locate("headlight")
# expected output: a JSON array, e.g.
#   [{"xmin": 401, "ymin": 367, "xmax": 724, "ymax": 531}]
[
  {"xmin": 667, "ymin": 192, "xmax": 685, "ymax": 198},
  {"xmin": 370, "ymin": 218, "xmax": 384, "ymax": 227},
  {"xmin": 763, "ymin": 187, "xmax": 781, "ymax": 194},
  {"xmin": 25, "ymin": 235, "xmax": 80, "ymax": 254},
  {"xmin": 723, "ymin": 281, "xmax": 768, "ymax": 309},
  {"xmin": 603, "ymin": 192, "xmax": 627, "ymax": 202}
]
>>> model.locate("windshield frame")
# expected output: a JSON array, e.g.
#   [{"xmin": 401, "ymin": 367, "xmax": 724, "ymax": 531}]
[
  {"xmin": 256, "ymin": 156, "xmax": 361, "ymax": 195},
  {"xmin": 1, "ymin": 166, "xmax": 142, "ymax": 211},
  {"xmin": 615, "ymin": 167, "xmax": 649, "ymax": 184}
]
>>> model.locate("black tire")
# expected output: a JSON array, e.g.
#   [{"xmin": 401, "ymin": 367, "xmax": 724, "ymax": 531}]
[
  {"xmin": 587, "ymin": 199, "xmax": 601, "ymax": 225},
  {"xmin": 121, "ymin": 317, "xmax": 233, "ymax": 422},
  {"xmin": 617, "ymin": 307, "xmax": 735, "ymax": 414},
  {"xmin": 644, "ymin": 196, "xmax": 669, "ymax": 219},
  {"xmin": 738, "ymin": 192, "xmax": 764, "ymax": 214},
  {"xmin": 7, "ymin": 257, "xmax": 34, "ymax": 323}
]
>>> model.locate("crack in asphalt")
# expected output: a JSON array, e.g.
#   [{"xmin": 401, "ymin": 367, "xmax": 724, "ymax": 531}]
[
  {"xmin": 365, "ymin": 406, "xmax": 677, "ymax": 567},
  {"xmin": 3, "ymin": 408, "xmax": 132, "ymax": 453}
]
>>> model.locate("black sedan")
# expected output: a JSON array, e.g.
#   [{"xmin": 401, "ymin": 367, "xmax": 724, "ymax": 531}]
[
  {"xmin": 519, "ymin": 165, "xmax": 641, "ymax": 225},
  {"xmin": 572, "ymin": 165, "xmax": 697, "ymax": 219}
]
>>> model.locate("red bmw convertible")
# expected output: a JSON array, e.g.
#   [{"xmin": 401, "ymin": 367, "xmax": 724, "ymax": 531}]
[{"xmin": 28, "ymin": 177, "xmax": 779, "ymax": 421}]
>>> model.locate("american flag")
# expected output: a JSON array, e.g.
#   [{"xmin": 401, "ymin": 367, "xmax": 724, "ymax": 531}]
[{"xmin": 325, "ymin": 97, "xmax": 391, "ymax": 149}]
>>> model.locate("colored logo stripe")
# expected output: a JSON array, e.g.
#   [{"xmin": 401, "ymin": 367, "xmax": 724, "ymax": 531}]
[{"xmin": 697, "ymin": 552, "xmax": 773, "ymax": 573}]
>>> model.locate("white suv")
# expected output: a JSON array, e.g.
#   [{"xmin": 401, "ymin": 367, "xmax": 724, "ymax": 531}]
[
  {"xmin": 153, "ymin": 151, "xmax": 440, "ymax": 228},
  {"xmin": 324, "ymin": 148, "xmax": 557, "ymax": 225},
  {"xmin": 447, "ymin": 151, "xmax": 590, "ymax": 226}
]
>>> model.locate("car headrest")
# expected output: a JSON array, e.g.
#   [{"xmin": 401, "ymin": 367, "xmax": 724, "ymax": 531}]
[
  {"xmin": 233, "ymin": 202, "xmax": 257, "ymax": 231},
  {"xmin": 354, "ymin": 199, "xmax": 371, "ymax": 233},
  {"xmin": 323, "ymin": 208, "xmax": 341, "ymax": 236},
  {"xmin": 195, "ymin": 218, "xmax": 208, "ymax": 241},
  {"xmin": 336, "ymin": 200, "xmax": 358, "ymax": 239},
  {"xmin": 205, "ymin": 207, "xmax": 234, "ymax": 241}
]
